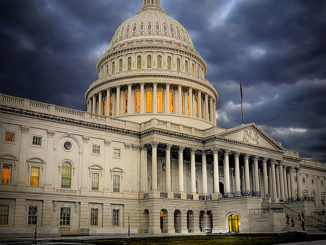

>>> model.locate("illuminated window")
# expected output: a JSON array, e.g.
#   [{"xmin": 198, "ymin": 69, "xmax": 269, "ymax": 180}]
[
  {"xmin": 157, "ymin": 91, "xmax": 163, "ymax": 112},
  {"xmin": 192, "ymin": 63, "xmax": 196, "ymax": 75},
  {"xmin": 109, "ymin": 96, "xmax": 113, "ymax": 116},
  {"xmin": 61, "ymin": 162, "xmax": 71, "ymax": 189},
  {"xmin": 177, "ymin": 58, "xmax": 180, "ymax": 71},
  {"xmin": 137, "ymin": 56, "xmax": 142, "ymax": 69},
  {"xmin": 60, "ymin": 207, "xmax": 70, "ymax": 226},
  {"xmin": 147, "ymin": 55, "xmax": 152, "ymax": 68},
  {"xmin": 30, "ymin": 167, "xmax": 40, "ymax": 186},
  {"xmin": 185, "ymin": 60, "xmax": 189, "ymax": 73},
  {"xmin": 228, "ymin": 214, "xmax": 240, "ymax": 232},
  {"xmin": 187, "ymin": 93, "xmax": 190, "ymax": 115},
  {"xmin": 91, "ymin": 208, "xmax": 98, "ymax": 226},
  {"xmin": 182, "ymin": 92, "xmax": 184, "ymax": 114},
  {"xmin": 167, "ymin": 56, "xmax": 172, "ymax": 69},
  {"xmin": 128, "ymin": 57, "xmax": 132, "ymax": 71},
  {"xmin": 28, "ymin": 206, "xmax": 37, "ymax": 225},
  {"xmin": 4, "ymin": 132, "xmax": 15, "ymax": 142},
  {"xmin": 135, "ymin": 91, "xmax": 141, "ymax": 113},
  {"xmin": 194, "ymin": 96, "xmax": 199, "ymax": 117},
  {"xmin": 92, "ymin": 173, "xmax": 99, "ymax": 191},
  {"xmin": 119, "ymin": 59, "xmax": 123, "ymax": 72},
  {"xmin": 125, "ymin": 92, "xmax": 128, "ymax": 113},
  {"xmin": 32, "ymin": 136, "xmax": 42, "ymax": 146},
  {"xmin": 1, "ymin": 164, "xmax": 11, "ymax": 184},
  {"xmin": 146, "ymin": 90, "xmax": 152, "ymax": 112},
  {"xmin": 112, "ymin": 62, "xmax": 115, "ymax": 73},
  {"xmin": 157, "ymin": 55, "xmax": 162, "ymax": 68},
  {"xmin": 112, "ymin": 209, "xmax": 120, "ymax": 226},
  {"xmin": 0, "ymin": 205, "xmax": 9, "ymax": 225},
  {"xmin": 92, "ymin": 145, "xmax": 100, "ymax": 154},
  {"xmin": 169, "ymin": 91, "xmax": 174, "ymax": 113},
  {"xmin": 113, "ymin": 175, "xmax": 120, "ymax": 192},
  {"xmin": 114, "ymin": 148, "xmax": 121, "ymax": 158},
  {"xmin": 103, "ymin": 99, "xmax": 106, "ymax": 115}
]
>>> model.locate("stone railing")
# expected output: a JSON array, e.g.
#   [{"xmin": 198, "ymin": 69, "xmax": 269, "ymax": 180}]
[{"xmin": 249, "ymin": 208, "xmax": 283, "ymax": 215}]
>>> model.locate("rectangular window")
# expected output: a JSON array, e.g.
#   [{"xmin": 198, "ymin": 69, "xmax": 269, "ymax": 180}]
[
  {"xmin": 5, "ymin": 132, "xmax": 15, "ymax": 142},
  {"xmin": 60, "ymin": 207, "xmax": 71, "ymax": 226},
  {"xmin": 90, "ymin": 208, "xmax": 98, "ymax": 226},
  {"xmin": 112, "ymin": 209, "xmax": 119, "ymax": 226},
  {"xmin": 113, "ymin": 175, "xmax": 120, "ymax": 192},
  {"xmin": 28, "ymin": 206, "xmax": 37, "ymax": 225},
  {"xmin": 128, "ymin": 57, "xmax": 132, "ymax": 71},
  {"xmin": 1, "ymin": 164, "xmax": 12, "ymax": 184},
  {"xmin": 92, "ymin": 145, "xmax": 100, "ymax": 154},
  {"xmin": 0, "ymin": 205, "xmax": 9, "ymax": 225},
  {"xmin": 30, "ymin": 167, "xmax": 40, "ymax": 186},
  {"xmin": 114, "ymin": 148, "xmax": 121, "ymax": 158},
  {"xmin": 32, "ymin": 136, "xmax": 42, "ymax": 146},
  {"xmin": 92, "ymin": 173, "xmax": 99, "ymax": 191}
]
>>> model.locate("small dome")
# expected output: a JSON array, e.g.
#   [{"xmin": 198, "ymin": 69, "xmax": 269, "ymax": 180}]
[{"xmin": 110, "ymin": 2, "xmax": 194, "ymax": 49}]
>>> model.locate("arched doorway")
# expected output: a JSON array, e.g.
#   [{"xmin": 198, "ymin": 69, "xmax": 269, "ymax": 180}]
[
  {"xmin": 143, "ymin": 209, "xmax": 149, "ymax": 233},
  {"xmin": 199, "ymin": 210, "xmax": 205, "ymax": 232},
  {"xmin": 187, "ymin": 210, "xmax": 194, "ymax": 233},
  {"xmin": 174, "ymin": 210, "xmax": 181, "ymax": 233},
  {"xmin": 207, "ymin": 211, "xmax": 213, "ymax": 233},
  {"xmin": 228, "ymin": 213, "xmax": 240, "ymax": 233},
  {"xmin": 160, "ymin": 209, "xmax": 168, "ymax": 233}
]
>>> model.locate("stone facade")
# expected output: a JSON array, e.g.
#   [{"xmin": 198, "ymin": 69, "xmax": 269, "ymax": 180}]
[{"xmin": 0, "ymin": 0, "xmax": 325, "ymax": 237}]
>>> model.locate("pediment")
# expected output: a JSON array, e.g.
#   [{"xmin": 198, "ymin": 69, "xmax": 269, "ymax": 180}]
[{"xmin": 218, "ymin": 123, "xmax": 284, "ymax": 150}]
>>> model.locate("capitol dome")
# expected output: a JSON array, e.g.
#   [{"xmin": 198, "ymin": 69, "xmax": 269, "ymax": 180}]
[{"xmin": 85, "ymin": 0, "xmax": 218, "ymax": 130}]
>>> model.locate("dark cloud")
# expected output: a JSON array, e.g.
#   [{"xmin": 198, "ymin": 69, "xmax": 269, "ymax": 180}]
[{"xmin": 0, "ymin": 0, "xmax": 325, "ymax": 162}]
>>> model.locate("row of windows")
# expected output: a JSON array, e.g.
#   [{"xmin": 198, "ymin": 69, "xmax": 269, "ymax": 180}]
[
  {"xmin": 0, "ymin": 205, "xmax": 121, "ymax": 227},
  {"xmin": 101, "ymin": 55, "xmax": 202, "ymax": 77},
  {"xmin": 4, "ymin": 132, "xmax": 42, "ymax": 146}
]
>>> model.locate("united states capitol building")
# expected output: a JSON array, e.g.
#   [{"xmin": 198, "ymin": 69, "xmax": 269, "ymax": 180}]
[{"xmin": 0, "ymin": 0, "xmax": 325, "ymax": 237}]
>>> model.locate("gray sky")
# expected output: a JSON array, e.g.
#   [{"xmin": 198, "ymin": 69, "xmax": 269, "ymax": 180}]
[{"xmin": 0, "ymin": 0, "xmax": 325, "ymax": 162}]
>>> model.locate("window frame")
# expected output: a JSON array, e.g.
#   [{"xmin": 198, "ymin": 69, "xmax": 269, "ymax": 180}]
[
  {"xmin": 112, "ymin": 209, "xmax": 120, "ymax": 226},
  {"xmin": 30, "ymin": 166, "xmax": 40, "ymax": 187},
  {"xmin": 4, "ymin": 132, "xmax": 15, "ymax": 143},
  {"xmin": 92, "ymin": 144, "xmax": 101, "ymax": 155},
  {"xmin": 113, "ymin": 175, "xmax": 120, "ymax": 193},
  {"xmin": 0, "ymin": 205, "xmax": 9, "ymax": 225},
  {"xmin": 60, "ymin": 207, "xmax": 71, "ymax": 226},
  {"xmin": 90, "ymin": 208, "xmax": 98, "ymax": 226},
  {"xmin": 28, "ymin": 206, "xmax": 38, "ymax": 226},
  {"xmin": 1, "ymin": 163, "xmax": 12, "ymax": 185},
  {"xmin": 32, "ymin": 135, "xmax": 42, "ymax": 147},
  {"xmin": 61, "ymin": 161, "xmax": 72, "ymax": 189},
  {"xmin": 113, "ymin": 148, "xmax": 121, "ymax": 158}
]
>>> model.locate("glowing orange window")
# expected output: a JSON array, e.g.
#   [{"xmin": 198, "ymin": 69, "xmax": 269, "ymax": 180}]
[
  {"xmin": 125, "ymin": 93, "xmax": 128, "ymax": 113},
  {"xmin": 146, "ymin": 90, "xmax": 152, "ymax": 112},
  {"xmin": 109, "ymin": 96, "xmax": 113, "ymax": 116},
  {"xmin": 1, "ymin": 165, "xmax": 11, "ymax": 184},
  {"xmin": 157, "ymin": 91, "xmax": 163, "ymax": 112},
  {"xmin": 169, "ymin": 91, "xmax": 174, "ymax": 113},
  {"xmin": 30, "ymin": 167, "xmax": 40, "ymax": 186},
  {"xmin": 135, "ymin": 91, "xmax": 141, "ymax": 113},
  {"xmin": 5, "ymin": 132, "xmax": 15, "ymax": 142},
  {"xmin": 187, "ymin": 94, "xmax": 190, "ymax": 115}
]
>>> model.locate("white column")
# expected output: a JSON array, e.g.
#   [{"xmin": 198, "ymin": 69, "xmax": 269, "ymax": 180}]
[
  {"xmin": 210, "ymin": 97, "xmax": 213, "ymax": 122},
  {"xmin": 262, "ymin": 158, "xmax": 269, "ymax": 198},
  {"xmin": 178, "ymin": 147, "xmax": 184, "ymax": 193},
  {"xmin": 271, "ymin": 161, "xmax": 277, "ymax": 202},
  {"xmin": 276, "ymin": 164, "xmax": 281, "ymax": 198},
  {"xmin": 234, "ymin": 153, "xmax": 241, "ymax": 195},
  {"xmin": 98, "ymin": 91, "xmax": 102, "ymax": 115},
  {"xmin": 205, "ymin": 93, "xmax": 209, "ymax": 120},
  {"xmin": 106, "ymin": 89, "xmax": 110, "ymax": 116},
  {"xmin": 213, "ymin": 149, "xmax": 220, "ymax": 195},
  {"xmin": 254, "ymin": 156, "xmax": 260, "ymax": 195},
  {"xmin": 213, "ymin": 100, "xmax": 217, "ymax": 125},
  {"xmin": 140, "ymin": 146, "xmax": 148, "ymax": 192},
  {"xmin": 191, "ymin": 149, "xmax": 196, "ymax": 194},
  {"xmin": 151, "ymin": 142, "xmax": 158, "ymax": 191},
  {"xmin": 279, "ymin": 162, "xmax": 285, "ymax": 201},
  {"xmin": 153, "ymin": 82, "xmax": 158, "ymax": 113},
  {"xmin": 165, "ymin": 144, "xmax": 171, "ymax": 192},
  {"xmin": 283, "ymin": 166, "xmax": 288, "ymax": 201},
  {"xmin": 198, "ymin": 91, "xmax": 202, "ymax": 119},
  {"xmin": 287, "ymin": 170, "xmax": 292, "ymax": 200},
  {"xmin": 165, "ymin": 83, "xmax": 170, "ymax": 114},
  {"xmin": 92, "ymin": 95, "xmax": 96, "ymax": 114},
  {"xmin": 297, "ymin": 168, "xmax": 303, "ymax": 200},
  {"xmin": 244, "ymin": 154, "xmax": 250, "ymax": 193},
  {"xmin": 224, "ymin": 150, "xmax": 230, "ymax": 195},
  {"xmin": 116, "ymin": 86, "xmax": 120, "ymax": 116},
  {"xmin": 178, "ymin": 85, "xmax": 182, "ymax": 115},
  {"xmin": 140, "ymin": 83, "xmax": 145, "ymax": 114},
  {"xmin": 128, "ymin": 84, "xmax": 132, "ymax": 114},
  {"xmin": 202, "ymin": 152, "xmax": 208, "ymax": 194},
  {"xmin": 189, "ymin": 87, "xmax": 193, "ymax": 116}
]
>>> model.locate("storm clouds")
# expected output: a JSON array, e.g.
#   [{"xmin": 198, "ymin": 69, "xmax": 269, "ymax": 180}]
[{"xmin": 0, "ymin": 0, "xmax": 325, "ymax": 162}]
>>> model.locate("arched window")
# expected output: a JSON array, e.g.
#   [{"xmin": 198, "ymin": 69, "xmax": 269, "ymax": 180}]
[
  {"xmin": 135, "ymin": 90, "xmax": 141, "ymax": 113},
  {"xmin": 157, "ymin": 90, "xmax": 163, "ymax": 112},
  {"xmin": 157, "ymin": 55, "xmax": 162, "ymax": 68},
  {"xmin": 169, "ymin": 91, "xmax": 174, "ymax": 112},
  {"xmin": 112, "ymin": 62, "xmax": 115, "ymax": 73},
  {"xmin": 128, "ymin": 57, "xmax": 132, "ymax": 71},
  {"xmin": 177, "ymin": 58, "xmax": 180, "ymax": 71},
  {"xmin": 147, "ymin": 55, "xmax": 152, "ymax": 68},
  {"xmin": 119, "ymin": 59, "xmax": 123, "ymax": 72},
  {"xmin": 137, "ymin": 56, "xmax": 142, "ymax": 69},
  {"xmin": 192, "ymin": 63, "xmax": 195, "ymax": 75},
  {"xmin": 229, "ymin": 214, "xmax": 240, "ymax": 232},
  {"xmin": 61, "ymin": 162, "xmax": 71, "ymax": 189},
  {"xmin": 167, "ymin": 56, "xmax": 172, "ymax": 69},
  {"xmin": 185, "ymin": 60, "xmax": 189, "ymax": 73},
  {"xmin": 146, "ymin": 90, "xmax": 152, "ymax": 112}
]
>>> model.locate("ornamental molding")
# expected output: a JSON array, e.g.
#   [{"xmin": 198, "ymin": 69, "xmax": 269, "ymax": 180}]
[
  {"xmin": 104, "ymin": 140, "xmax": 111, "ymax": 146},
  {"xmin": 82, "ymin": 136, "xmax": 90, "ymax": 143},
  {"xmin": 20, "ymin": 125, "xmax": 29, "ymax": 134},
  {"xmin": 47, "ymin": 130, "xmax": 55, "ymax": 138}
]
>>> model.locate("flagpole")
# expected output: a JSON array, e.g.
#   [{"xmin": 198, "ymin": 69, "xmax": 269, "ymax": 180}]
[{"xmin": 240, "ymin": 81, "xmax": 244, "ymax": 124}]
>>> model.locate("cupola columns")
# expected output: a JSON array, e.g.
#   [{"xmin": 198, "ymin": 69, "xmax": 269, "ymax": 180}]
[{"xmin": 143, "ymin": 0, "xmax": 161, "ymax": 7}]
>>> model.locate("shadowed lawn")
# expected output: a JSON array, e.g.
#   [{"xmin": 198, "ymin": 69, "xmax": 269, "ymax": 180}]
[{"xmin": 84, "ymin": 234, "xmax": 326, "ymax": 245}]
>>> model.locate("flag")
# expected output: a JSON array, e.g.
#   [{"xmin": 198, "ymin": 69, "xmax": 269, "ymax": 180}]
[{"xmin": 240, "ymin": 81, "xmax": 243, "ymax": 100}]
